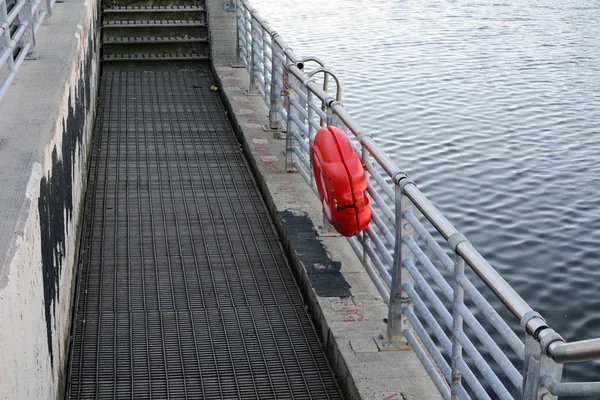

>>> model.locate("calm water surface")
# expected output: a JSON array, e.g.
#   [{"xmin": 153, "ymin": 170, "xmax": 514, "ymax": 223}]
[{"xmin": 252, "ymin": 0, "xmax": 600, "ymax": 384}]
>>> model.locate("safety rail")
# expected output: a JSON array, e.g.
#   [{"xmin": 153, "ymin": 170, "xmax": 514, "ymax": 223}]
[
  {"xmin": 0, "ymin": 0, "xmax": 55, "ymax": 101},
  {"xmin": 233, "ymin": 0, "xmax": 600, "ymax": 398}
]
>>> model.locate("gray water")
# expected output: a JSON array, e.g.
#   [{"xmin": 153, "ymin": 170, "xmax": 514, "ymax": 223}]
[{"xmin": 252, "ymin": 0, "xmax": 600, "ymax": 386}]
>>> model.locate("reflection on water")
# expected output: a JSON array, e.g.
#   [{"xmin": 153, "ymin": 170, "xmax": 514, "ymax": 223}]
[{"xmin": 252, "ymin": 0, "xmax": 600, "ymax": 386}]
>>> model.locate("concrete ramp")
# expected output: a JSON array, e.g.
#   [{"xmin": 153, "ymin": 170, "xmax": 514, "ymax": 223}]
[{"xmin": 66, "ymin": 64, "xmax": 344, "ymax": 399}]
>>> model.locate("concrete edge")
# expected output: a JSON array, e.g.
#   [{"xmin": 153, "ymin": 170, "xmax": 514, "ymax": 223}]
[
  {"xmin": 210, "ymin": 63, "xmax": 442, "ymax": 400},
  {"xmin": 211, "ymin": 64, "xmax": 359, "ymax": 400}
]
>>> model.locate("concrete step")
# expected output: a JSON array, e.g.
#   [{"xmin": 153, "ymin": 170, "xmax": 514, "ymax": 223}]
[
  {"xmin": 102, "ymin": 19, "xmax": 205, "ymax": 27},
  {"xmin": 102, "ymin": 19, "xmax": 207, "ymax": 39},
  {"xmin": 102, "ymin": 52, "xmax": 210, "ymax": 62},
  {"xmin": 103, "ymin": 35, "xmax": 207, "ymax": 44},
  {"xmin": 103, "ymin": 0, "xmax": 204, "ymax": 6},
  {"xmin": 102, "ymin": 5, "xmax": 205, "ymax": 22},
  {"xmin": 102, "ymin": 35, "xmax": 209, "ymax": 56}
]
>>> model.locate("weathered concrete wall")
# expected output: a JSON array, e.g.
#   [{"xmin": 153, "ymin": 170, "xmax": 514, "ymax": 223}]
[
  {"xmin": 206, "ymin": 0, "xmax": 238, "ymax": 66},
  {"xmin": 0, "ymin": 0, "xmax": 100, "ymax": 398}
]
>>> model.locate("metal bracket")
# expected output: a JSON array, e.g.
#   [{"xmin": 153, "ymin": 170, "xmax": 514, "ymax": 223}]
[
  {"xmin": 374, "ymin": 334, "xmax": 411, "ymax": 351},
  {"xmin": 25, "ymin": 51, "xmax": 39, "ymax": 60},
  {"xmin": 280, "ymin": 89, "xmax": 289, "ymax": 97},
  {"xmin": 244, "ymin": 89, "xmax": 261, "ymax": 96},
  {"xmin": 224, "ymin": 2, "xmax": 236, "ymax": 11},
  {"xmin": 231, "ymin": 62, "xmax": 245, "ymax": 68},
  {"xmin": 262, "ymin": 125, "xmax": 285, "ymax": 139}
]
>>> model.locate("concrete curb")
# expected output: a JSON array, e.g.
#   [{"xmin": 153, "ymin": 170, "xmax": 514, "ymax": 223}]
[{"xmin": 211, "ymin": 63, "xmax": 442, "ymax": 400}]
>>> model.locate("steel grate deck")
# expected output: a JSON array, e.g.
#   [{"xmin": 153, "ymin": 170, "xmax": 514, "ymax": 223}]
[{"xmin": 67, "ymin": 64, "xmax": 344, "ymax": 399}]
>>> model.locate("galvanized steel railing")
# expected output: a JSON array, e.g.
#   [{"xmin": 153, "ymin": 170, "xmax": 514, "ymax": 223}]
[
  {"xmin": 0, "ymin": 0, "xmax": 55, "ymax": 101},
  {"xmin": 233, "ymin": 0, "xmax": 600, "ymax": 398}
]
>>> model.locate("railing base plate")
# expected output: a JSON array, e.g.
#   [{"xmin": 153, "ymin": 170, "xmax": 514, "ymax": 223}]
[{"xmin": 375, "ymin": 336, "xmax": 412, "ymax": 352}]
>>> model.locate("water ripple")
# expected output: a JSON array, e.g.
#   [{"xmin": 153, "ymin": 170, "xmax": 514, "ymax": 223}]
[{"xmin": 252, "ymin": 0, "xmax": 600, "ymax": 385}]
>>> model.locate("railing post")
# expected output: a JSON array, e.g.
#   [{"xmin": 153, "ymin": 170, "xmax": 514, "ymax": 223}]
[
  {"xmin": 386, "ymin": 179, "xmax": 419, "ymax": 346},
  {"xmin": 268, "ymin": 37, "xmax": 281, "ymax": 131},
  {"xmin": 285, "ymin": 63, "xmax": 298, "ymax": 172},
  {"xmin": 523, "ymin": 327, "xmax": 564, "ymax": 400},
  {"xmin": 0, "ymin": 1, "xmax": 15, "ymax": 72},
  {"xmin": 246, "ymin": 14, "xmax": 258, "ymax": 95},
  {"xmin": 450, "ymin": 256, "xmax": 465, "ymax": 399},
  {"xmin": 20, "ymin": 0, "xmax": 38, "ymax": 59},
  {"xmin": 307, "ymin": 90, "xmax": 315, "ymax": 185},
  {"xmin": 232, "ymin": 0, "xmax": 244, "ymax": 67}
]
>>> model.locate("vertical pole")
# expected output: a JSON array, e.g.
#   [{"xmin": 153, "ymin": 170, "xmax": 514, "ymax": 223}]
[
  {"xmin": 260, "ymin": 25, "xmax": 267, "ymax": 97},
  {"xmin": 21, "ymin": 0, "xmax": 37, "ymax": 59},
  {"xmin": 0, "ymin": 0, "xmax": 15, "ymax": 73},
  {"xmin": 285, "ymin": 63, "xmax": 298, "ymax": 172},
  {"xmin": 247, "ymin": 15, "xmax": 258, "ymax": 94},
  {"xmin": 361, "ymin": 145, "xmax": 369, "ymax": 262},
  {"xmin": 307, "ymin": 90, "xmax": 314, "ymax": 186},
  {"xmin": 537, "ymin": 352, "xmax": 563, "ymax": 400},
  {"xmin": 450, "ymin": 256, "xmax": 465, "ymax": 399},
  {"xmin": 522, "ymin": 333, "xmax": 563, "ymax": 400},
  {"xmin": 386, "ymin": 181, "xmax": 419, "ymax": 345},
  {"xmin": 268, "ymin": 38, "xmax": 280, "ymax": 130},
  {"xmin": 233, "ymin": 0, "xmax": 243, "ymax": 66}
]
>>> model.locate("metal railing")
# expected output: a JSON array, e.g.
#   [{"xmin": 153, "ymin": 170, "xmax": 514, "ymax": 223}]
[
  {"xmin": 233, "ymin": 0, "xmax": 600, "ymax": 398},
  {"xmin": 0, "ymin": 0, "xmax": 55, "ymax": 101}
]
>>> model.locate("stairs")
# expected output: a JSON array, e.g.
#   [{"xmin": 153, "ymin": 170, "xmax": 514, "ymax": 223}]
[{"xmin": 101, "ymin": 2, "xmax": 209, "ymax": 63}]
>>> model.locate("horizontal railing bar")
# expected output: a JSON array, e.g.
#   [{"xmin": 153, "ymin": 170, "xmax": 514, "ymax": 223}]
[
  {"xmin": 6, "ymin": 0, "xmax": 26, "ymax": 24},
  {"xmin": 458, "ymin": 274, "xmax": 525, "ymax": 359},
  {"xmin": 369, "ymin": 210, "xmax": 395, "ymax": 250},
  {"xmin": 406, "ymin": 234, "xmax": 523, "ymax": 390},
  {"xmin": 402, "ymin": 182, "xmax": 544, "ymax": 334},
  {"xmin": 365, "ymin": 225, "xmax": 393, "ymax": 267},
  {"xmin": 404, "ymin": 283, "xmax": 452, "ymax": 354},
  {"xmin": 348, "ymin": 237, "xmax": 390, "ymax": 304},
  {"xmin": 456, "ymin": 303, "xmax": 523, "ymax": 392},
  {"xmin": 548, "ymin": 338, "xmax": 600, "ymax": 364},
  {"xmin": 542, "ymin": 376, "xmax": 600, "ymax": 396},
  {"xmin": 404, "ymin": 210, "xmax": 453, "ymax": 272},
  {"xmin": 291, "ymin": 160, "xmax": 315, "ymax": 193},
  {"xmin": 402, "ymin": 329, "xmax": 453, "ymax": 400},
  {"xmin": 404, "ymin": 236, "xmax": 453, "ymax": 301},
  {"xmin": 405, "ymin": 282, "xmax": 495, "ymax": 399},
  {"xmin": 403, "ymin": 308, "xmax": 453, "ymax": 381},
  {"xmin": 289, "ymin": 145, "xmax": 310, "ymax": 170},
  {"xmin": 404, "ymin": 259, "xmax": 453, "ymax": 329},
  {"xmin": 408, "ymin": 283, "xmax": 488, "ymax": 399},
  {"xmin": 455, "ymin": 358, "xmax": 492, "ymax": 400},
  {"xmin": 366, "ymin": 181, "xmax": 395, "ymax": 227},
  {"xmin": 358, "ymin": 233, "xmax": 392, "ymax": 286},
  {"xmin": 364, "ymin": 161, "xmax": 395, "ymax": 202},
  {"xmin": 456, "ymin": 331, "xmax": 513, "ymax": 399}
]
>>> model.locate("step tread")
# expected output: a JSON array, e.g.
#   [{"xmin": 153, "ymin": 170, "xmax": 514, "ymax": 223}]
[
  {"xmin": 102, "ymin": 53, "xmax": 210, "ymax": 61},
  {"xmin": 103, "ymin": 19, "xmax": 206, "ymax": 27},
  {"xmin": 103, "ymin": 5, "xmax": 205, "ymax": 12},
  {"xmin": 103, "ymin": 35, "xmax": 208, "ymax": 44}
]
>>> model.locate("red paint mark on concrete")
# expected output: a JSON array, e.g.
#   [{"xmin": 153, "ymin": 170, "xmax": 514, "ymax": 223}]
[{"xmin": 341, "ymin": 309, "xmax": 364, "ymax": 322}]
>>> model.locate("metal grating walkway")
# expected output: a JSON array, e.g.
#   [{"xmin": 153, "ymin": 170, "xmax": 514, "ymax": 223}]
[{"xmin": 67, "ymin": 64, "xmax": 344, "ymax": 399}]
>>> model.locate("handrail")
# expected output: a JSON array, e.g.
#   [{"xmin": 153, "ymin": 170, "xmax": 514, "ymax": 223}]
[
  {"xmin": 0, "ymin": 0, "xmax": 56, "ymax": 102},
  {"xmin": 234, "ymin": 0, "xmax": 600, "ymax": 397}
]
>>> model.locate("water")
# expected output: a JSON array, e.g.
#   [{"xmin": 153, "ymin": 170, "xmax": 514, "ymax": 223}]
[{"xmin": 251, "ymin": 0, "xmax": 600, "ymax": 387}]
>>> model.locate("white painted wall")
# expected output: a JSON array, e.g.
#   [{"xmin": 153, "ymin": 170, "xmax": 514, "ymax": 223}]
[{"xmin": 0, "ymin": 0, "xmax": 100, "ymax": 398}]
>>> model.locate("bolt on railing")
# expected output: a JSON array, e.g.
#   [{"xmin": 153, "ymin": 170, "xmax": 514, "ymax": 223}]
[
  {"xmin": 234, "ymin": 0, "xmax": 600, "ymax": 398},
  {"xmin": 0, "ymin": 0, "xmax": 55, "ymax": 102}
]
